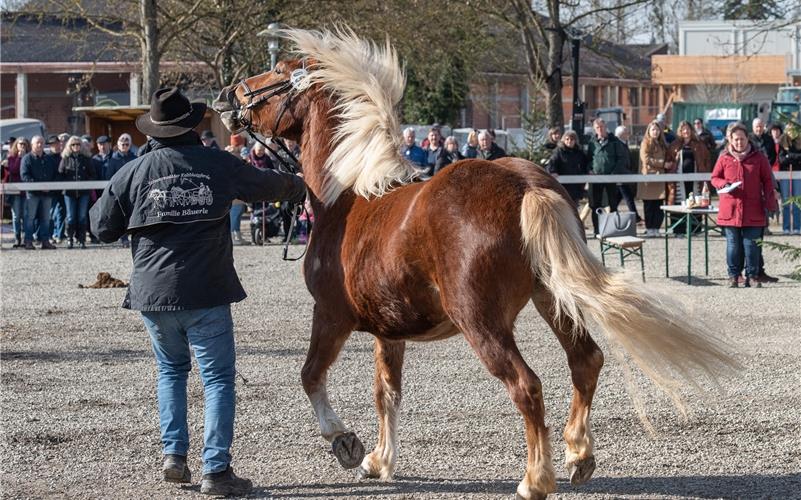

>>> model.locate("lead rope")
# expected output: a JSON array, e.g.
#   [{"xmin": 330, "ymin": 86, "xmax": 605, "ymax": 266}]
[{"xmin": 245, "ymin": 130, "xmax": 310, "ymax": 261}]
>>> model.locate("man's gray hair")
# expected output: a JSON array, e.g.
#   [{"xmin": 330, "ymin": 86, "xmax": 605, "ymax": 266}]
[
  {"xmin": 592, "ymin": 118, "xmax": 606, "ymax": 127},
  {"xmin": 31, "ymin": 135, "xmax": 44, "ymax": 143},
  {"xmin": 752, "ymin": 117, "xmax": 764, "ymax": 127},
  {"xmin": 478, "ymin": 130, "xmax": 491, "ymax": 140},
  {"xmin": 403, "ymin": 127, "xmax": 415, "ymax": 136}
]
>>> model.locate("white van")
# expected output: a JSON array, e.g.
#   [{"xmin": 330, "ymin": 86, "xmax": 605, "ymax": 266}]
[{"xmin": 1, "ymin": 118, "xmax": 47, "ymax": 159}]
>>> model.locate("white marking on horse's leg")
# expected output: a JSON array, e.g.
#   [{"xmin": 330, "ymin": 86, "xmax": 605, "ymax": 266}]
[
  {"xmin": 517, "ymin": 429, "xmax": 556, "ymax": 499},
  {"xmin": 377, "ymin": 384, "xmax": 400, "ymax": 479},
  {"xmin": 309, "ymin": 383, "xmax": 347, "ymax": 442},
  {"xmin": 564, "ymin": 405, "xmax": 593, "ymax": 466}
]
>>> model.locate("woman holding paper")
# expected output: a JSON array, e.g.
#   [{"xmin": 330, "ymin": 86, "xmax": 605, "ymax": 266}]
[{"xmin": 711, "ymin": 122, "xmax": 778, "ymax": 288}]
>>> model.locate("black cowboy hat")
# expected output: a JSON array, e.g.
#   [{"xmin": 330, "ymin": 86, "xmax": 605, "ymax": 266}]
[{"xmin": 136, "ymin": 87, "xmax": 207, "ymax": 138}]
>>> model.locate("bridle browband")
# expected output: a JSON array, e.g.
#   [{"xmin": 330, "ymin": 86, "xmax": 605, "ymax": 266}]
[{"xmin": 232, "ymin": 65, "xmax": 312, "ymax": 261}]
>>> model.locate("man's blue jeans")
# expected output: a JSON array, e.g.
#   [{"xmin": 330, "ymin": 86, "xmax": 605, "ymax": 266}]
[
  {"xmin": 23, "ymin": 194, "xmax": 52, "ymax": 244},
  {"xmin": 9, "ymin": 194, "xmax": 25, "ymax": 240},
  {"xmin": 141, "ymin": 304, "xmax": 236, "ymax": 475},
  {"xmin": 50, "ymin": 195, "xmax": 66, "ymax": 239},
  {"xmin": 230, "ymin": 203, "xmax": 245, "ymax": 233},
  {"xmin": 724, "ymin": 226, "xmax": 762, "ymax": 278},
  {"xmin": 778, "ymin": 178, "xmax": 801, "ymax": 233}
]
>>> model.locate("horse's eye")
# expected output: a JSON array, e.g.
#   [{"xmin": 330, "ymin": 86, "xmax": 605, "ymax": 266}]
[{"xmin": 274, "ymin": 67, "xmax": 282, "ymax": 75}]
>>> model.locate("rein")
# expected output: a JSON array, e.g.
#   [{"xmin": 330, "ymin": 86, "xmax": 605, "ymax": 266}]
[{"xmin": 236, "ymin": 68, "xmax": 311, "ymax": 261}]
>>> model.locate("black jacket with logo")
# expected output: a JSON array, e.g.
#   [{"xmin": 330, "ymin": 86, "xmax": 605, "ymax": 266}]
[{"xmin": 89, "ymin": 131, "xmax": 306, "ymax": 311}]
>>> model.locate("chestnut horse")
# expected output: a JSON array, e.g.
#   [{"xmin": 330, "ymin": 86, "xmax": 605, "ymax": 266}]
[{"xmin": 213, "ymin": 29, "xmax": 738, "ymax": 499}]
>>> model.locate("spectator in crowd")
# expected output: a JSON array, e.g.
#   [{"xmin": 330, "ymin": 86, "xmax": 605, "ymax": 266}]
[
  {"xmin": 693, "ymin": 117, "xmax": 717, "ymax": 156},
  {"xmin": 750, "ymin": 118, "xmax": 775, "ymax": 165},
  {"xmin": 107, "ymin": 133, "xmax": 137, "ymax": 179},
  {"xmin": 59, "ymin": 135, "xmax": 96, "ymax": 249},
  {"xmin": 81, "ymin": 134, "xmax": 94, "ymax": 152},
  {"xmin": 434, "ymin": 136, "xmax": 463, "ymax": 175},
  {"xmin": 614, "ymin": 125, "xmax": 629, "ymax": 143},
  {"xmin": 638, "ymin": 121, "xmax": 672, "ymax": 237},
  {"xmin": 20, "ymin": 135, "xmax": 58, "ymax": 250},
  {"xmin": 90, "ymin": 87, "xmax": 305, "ymax": 496},
  {"xmin": 711, "ymin": 121, "xmax": 778, "ymax": 288},
  {"xmin": 401, "ymin": 127, "xmax": 426, "ymax": 167},
  {"xmin": 92, "ymin": 136, "xmax": 114, "ymax": 180},
  {"xmin": 546, "ymin": 129, "xmax": 588, "ymax": 207},
  {"xmin": 769, "ymin": 123, "xmax": 783, "ymax": 172},
  {"xmin": 614, "ymin": 125, "xmax": 642, "ymax": 224},
  {"xmin": 47, "ymin": 135, "xmax": 67, "ymax": 244},
  {"xmin": 5, "ymin": 137, "xmax": 30, "ymax": 247},
  {"xmin": 666, "ymin": 120, "xmax": 711, "ymax": 205},
  {"xmin": 656, "ymin": 113, "xmax": 676, "ymax": 143},
  {"xmin": 778, "ymin": 122, "xmax": 801, "ymax": 234},
  {"xmin": 226, "ymin": 135, "xmax": 250, "ymax": 245},
  {"xmin": 477, "ymin": 130, "xmax": 506, "ymax": 160},
  {"xmin": 200, "ymin": 130, "xmax": 220, "ymax": 149},
  {"xmin": 461, "ymin": 129, "xmax": 480, "ymax": 159},
  {"xmin": 420, "ymin": 124, "xmax": 442, "ymax": 150},
  {"xmin": 423, "ymin": 127, "xmax": 443, "ymax": 177},
  {"xmin": 587, "ymin": 118, "xmax": 628, "ymax": 236},
  {"xmin": 58, "ymin": 132, "xmax": 70, "ymax": 149},
  {"xmin": 545, "ymin": 126, "xmax": 562, "ymax": 150},
  {"xmin": 248, "ymin": 142, "xmax": 275, "ymax": 170}
]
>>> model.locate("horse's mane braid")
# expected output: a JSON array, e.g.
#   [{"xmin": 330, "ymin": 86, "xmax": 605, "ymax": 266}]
[{"xmin": 282, "ymin": 27, "xmax": 417, "ymax": 206}]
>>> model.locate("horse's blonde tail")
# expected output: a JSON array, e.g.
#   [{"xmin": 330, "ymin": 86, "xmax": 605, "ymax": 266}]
[{"xmin": 519, "ymin": 190, "xmax": 740, "ymax": 421}]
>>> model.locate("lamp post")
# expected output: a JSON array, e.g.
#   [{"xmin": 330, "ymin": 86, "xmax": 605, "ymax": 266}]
[
  {"xmin": 567, "ymin": 30, "xmax": 591, "ymax": 142},
  {"xmin": 258, "ymin": 22, "xmax": 282, "ymax": 70}
]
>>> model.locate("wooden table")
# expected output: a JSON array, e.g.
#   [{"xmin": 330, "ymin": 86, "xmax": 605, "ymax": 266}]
[{"xmin": 660, "ymin": 205, "xmax": 719, "ymax": 284}]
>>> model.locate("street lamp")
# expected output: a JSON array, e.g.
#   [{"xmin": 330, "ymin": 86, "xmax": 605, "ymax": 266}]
[
  {"xmin": 567, "ymin": 29, "xmax": 592, "ymax": 141},
  {"xmin": 258, "ymin": 22, "xmax": 282, "ymax": 70}
]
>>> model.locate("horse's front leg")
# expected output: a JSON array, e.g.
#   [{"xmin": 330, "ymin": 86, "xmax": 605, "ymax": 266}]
[
  {"xmin": 301, "ymin": 305, "xmax": 365, "ymax": 469},
  {"xmin": 357, "ymin": 338, "xmax": 405, "ymax": 480}
]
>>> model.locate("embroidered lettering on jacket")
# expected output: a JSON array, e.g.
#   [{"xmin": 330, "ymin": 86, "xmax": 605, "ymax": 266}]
[{"xmin": 148, "ymin": 179, "xmax": 213, "ymax": 210}]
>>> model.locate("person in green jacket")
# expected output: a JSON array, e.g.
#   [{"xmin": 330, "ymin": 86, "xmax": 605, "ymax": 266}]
[{"xmin": 587, "ymin": 118, "xmax": 630, "ymax": 235}]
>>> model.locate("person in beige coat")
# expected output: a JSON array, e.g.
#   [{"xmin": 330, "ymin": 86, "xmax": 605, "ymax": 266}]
[{"xmin": 638, "ymin": 121, "xmax": 673, "ymax": 237}]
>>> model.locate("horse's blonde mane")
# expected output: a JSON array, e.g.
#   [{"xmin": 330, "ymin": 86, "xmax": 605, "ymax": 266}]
[{"xmin": 283, "ymin": 28, "xmax": 417, "ymax": 206}]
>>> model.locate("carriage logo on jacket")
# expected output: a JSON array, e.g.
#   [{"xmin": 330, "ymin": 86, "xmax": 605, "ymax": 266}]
[{"xmin": 147, "ymin": 173, "xmax": 214, "ymax": 217}]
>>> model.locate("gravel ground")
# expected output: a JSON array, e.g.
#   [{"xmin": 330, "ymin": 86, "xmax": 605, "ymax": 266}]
[{"xmin": 2, "ymin": 228, "xmax": 800, "ymax": 499}]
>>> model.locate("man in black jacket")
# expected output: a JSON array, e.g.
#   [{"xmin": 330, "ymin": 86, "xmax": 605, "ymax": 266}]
[{"xmin": 90, "ymin": 87, "xmax": 305, "ymax": 496}]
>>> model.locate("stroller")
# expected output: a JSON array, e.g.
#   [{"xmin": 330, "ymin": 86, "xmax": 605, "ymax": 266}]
[{"xmin": 250, "ymin": 203, "xmax": 283, "ymax": 245}]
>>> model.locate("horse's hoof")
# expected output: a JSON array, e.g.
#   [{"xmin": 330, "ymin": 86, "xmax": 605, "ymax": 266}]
[
  {"xmin": 568, "ymin": 455, "xmax": 596, "ymax": 485},
  {"xmin": 331, "ymin": 432, "xmax": 365, "ymax": 469},
  {"xmin": 515, "ymin": 493, "xmax": 547, "ymax": 500},
  {"xmin": 355, "ymin": 465, "xmax": 376, "ymax": 481}
]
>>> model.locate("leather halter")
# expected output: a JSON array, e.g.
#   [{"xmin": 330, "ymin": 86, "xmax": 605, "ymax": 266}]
[{"xmin": 232, "ymin": 67, "xmax": 311, "ymax": 261}]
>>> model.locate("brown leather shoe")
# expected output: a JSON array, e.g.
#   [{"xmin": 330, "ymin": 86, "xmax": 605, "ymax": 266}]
[
  {"xmin": 163, "ymin": 454, "xmax": 191, "ymax": 484},
  {"xmin": 757, "ymin": 272, "xmax": 778, "ymax": 283}
]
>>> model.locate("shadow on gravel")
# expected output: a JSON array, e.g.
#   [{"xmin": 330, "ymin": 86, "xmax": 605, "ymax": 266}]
[
  {"xmin": 573, "ymin": 473, "xmax": 801, "ymax": 497},
  {"xmin": 1, "ymin": 348, "xmax": 149, "ymax": 363},
  {"xmin": 264, "ymin": 475, "xmax": 519, "ymax": 497},
  {"xmin": 256, "ymin": 473, "xmax": 801, "ymax": 498},
  {"xmin": 667, "ymin": 276, "xmax": 720, "ymax": 286}
]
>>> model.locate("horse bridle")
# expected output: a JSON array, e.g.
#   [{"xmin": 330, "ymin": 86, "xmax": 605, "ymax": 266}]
[{"xmin": 231, "ymin": 66, "xmax": 312, "ymax": 261}]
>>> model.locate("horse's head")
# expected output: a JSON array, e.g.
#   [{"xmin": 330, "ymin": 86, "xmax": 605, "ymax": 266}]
[{"xmin": 212, "ymin": 59, "xmax": 312, "ymax": 141}]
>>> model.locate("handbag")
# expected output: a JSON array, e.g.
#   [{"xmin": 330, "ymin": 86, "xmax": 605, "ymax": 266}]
[{"xmin": 597, "ymin": 209, "xmax": 637, "ymax": 238}]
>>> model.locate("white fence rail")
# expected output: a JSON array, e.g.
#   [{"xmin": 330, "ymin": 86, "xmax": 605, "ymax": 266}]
[{"xmin": 0, "ymin": 172, "xmax": 796, "ymax": 195}]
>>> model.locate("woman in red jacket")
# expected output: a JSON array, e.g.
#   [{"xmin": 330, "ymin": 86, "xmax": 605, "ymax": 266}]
[{"xmin": 711, "ymin": 122, "xmax": 778, "ymax": 288}]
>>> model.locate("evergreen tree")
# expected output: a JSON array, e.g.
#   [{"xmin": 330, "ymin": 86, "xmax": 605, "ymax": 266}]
[{"xmin": 723, "ymin": 0, "xmax": 784, "ymax": 20}]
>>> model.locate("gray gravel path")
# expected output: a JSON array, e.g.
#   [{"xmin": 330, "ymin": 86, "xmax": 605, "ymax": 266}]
[{"xmin": 2, "ymin": 232, "xmax": 800, "ymax": 499}]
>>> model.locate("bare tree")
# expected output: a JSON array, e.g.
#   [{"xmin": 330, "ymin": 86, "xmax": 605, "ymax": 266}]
[{"xmin": 482, "ymin": 0, "xmax": 650, "ymax": 128}]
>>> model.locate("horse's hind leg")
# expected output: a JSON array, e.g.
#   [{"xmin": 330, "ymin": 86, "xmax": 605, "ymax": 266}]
[
  {"xmin": 301, "ymin": 305, "xmax": 365, "ymax": 470},
  {"xmin": 458, "ymin": 323, "xmax": 556, "ymax": 500},
  {"xmin": 357, "ymin": 338, "xmax": 405, "ymax": 480},
  {"xmin": 532, "ymin": 290, "xmax": 604, "ymax": 486}
]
